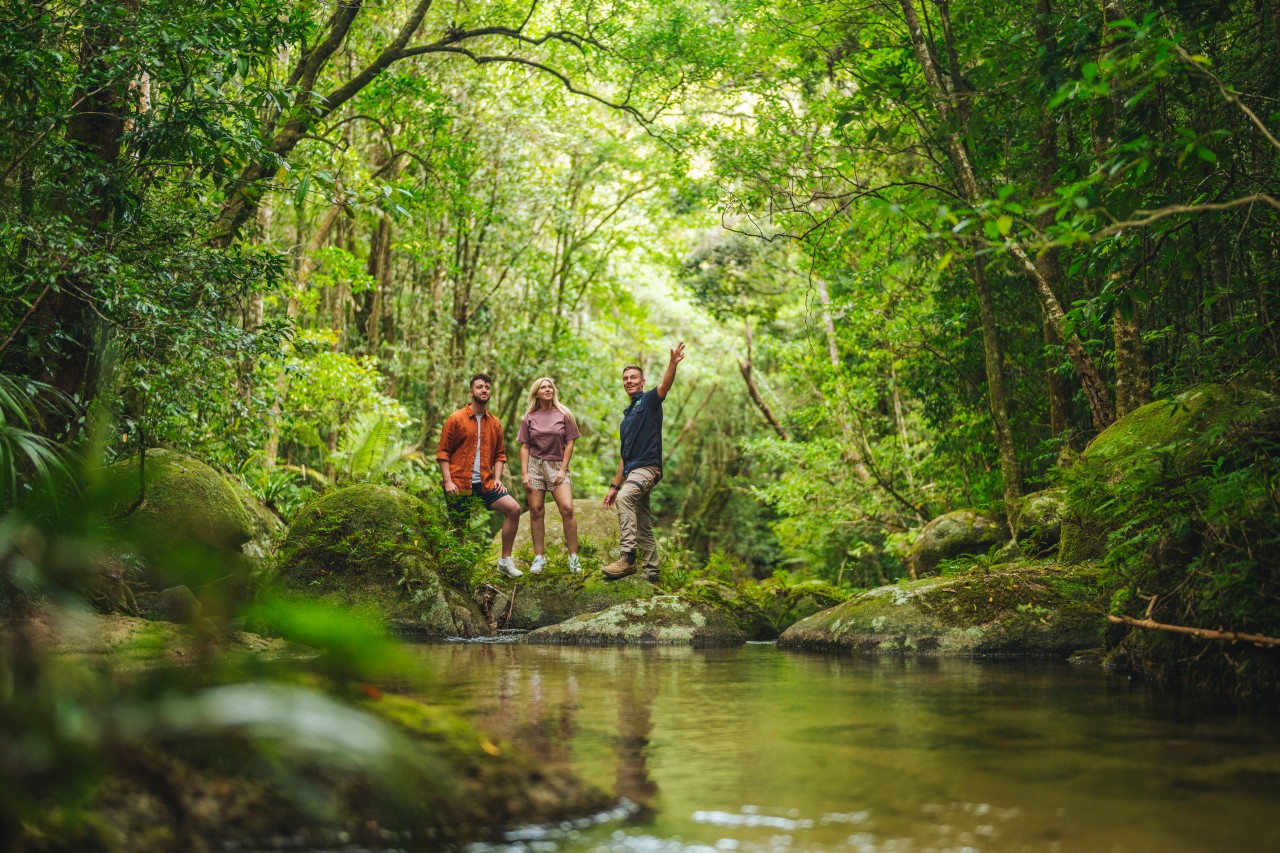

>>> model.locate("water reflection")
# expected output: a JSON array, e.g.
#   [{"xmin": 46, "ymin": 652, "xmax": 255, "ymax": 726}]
[
  {"xmin": 613, "ymin": 653, "xmax": 658, "ymax": 809},
  {"xmin": 416, "ymin": 644, "xmax": 1280, "ymax": 852}
]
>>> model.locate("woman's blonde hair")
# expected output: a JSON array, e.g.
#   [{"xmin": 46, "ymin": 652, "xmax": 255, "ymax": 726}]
[{"xmin": 525, "ymin": 376, "xmax": 576, "ymax": 421}]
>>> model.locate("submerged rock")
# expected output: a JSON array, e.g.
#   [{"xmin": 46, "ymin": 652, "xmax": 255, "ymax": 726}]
[
  {"xmin": 525, "ymin": 594, "xmax": 745, "ymax": 647},
  {"xmin": 278, "ymin": 484, "xmax": 488, "ymax": 637},
  {"xmin": 906, "ymin": 509, "xmax": 1009, "ymax": 577},
  {"xmin": 777, "ymin": 564, "xmax": 1104, "ymax": 657}
]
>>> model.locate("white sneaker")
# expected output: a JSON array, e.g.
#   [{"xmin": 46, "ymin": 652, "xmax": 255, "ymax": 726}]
[
  {"xmin": 498, "ymin": 557, "xmax": 522, "ymax": 578},
  {"xmin": 530, "ymin": 555, "xmax": 546, "ymax": 574},
  {"xmin": 568, "ymin": 554, "xmax": 582, "ymax": 573}
]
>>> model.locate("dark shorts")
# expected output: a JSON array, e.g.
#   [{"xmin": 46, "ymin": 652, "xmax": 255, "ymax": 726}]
[{"xmin": 445, "ymin": 484, "xmax": 509, "ymax": 526}]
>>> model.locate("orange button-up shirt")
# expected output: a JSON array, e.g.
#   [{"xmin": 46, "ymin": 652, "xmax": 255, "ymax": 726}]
[{"xmin": 436, "ymin": 404, "xmax": 507, "ymax": 494}]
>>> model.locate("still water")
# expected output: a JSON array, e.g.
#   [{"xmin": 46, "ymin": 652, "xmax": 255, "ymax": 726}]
[{"xmin": 408, "ymin": 642, "xmax": 1280, "ymax": 852}]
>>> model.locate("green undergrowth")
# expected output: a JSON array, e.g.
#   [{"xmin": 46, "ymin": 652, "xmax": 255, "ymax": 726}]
[{"xmin": 1061, "ymin": 386, "xmax": 1280, "ymax": 703}]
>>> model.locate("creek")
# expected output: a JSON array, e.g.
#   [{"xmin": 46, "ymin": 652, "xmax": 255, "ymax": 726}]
[{"xmin": 407, "ymin": 642, "xmax": 1280, "ymax": 853}]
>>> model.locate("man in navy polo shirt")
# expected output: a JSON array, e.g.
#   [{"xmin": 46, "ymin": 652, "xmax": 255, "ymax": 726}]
[{"xmin": 601, "ymin": 342, "xmax": 686, "ymax": 581}]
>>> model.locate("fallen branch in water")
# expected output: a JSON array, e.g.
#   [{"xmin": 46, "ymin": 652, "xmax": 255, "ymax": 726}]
[{"xmin": 1108, "ymin": 614, "xmax": 1280, "ymax": 649}]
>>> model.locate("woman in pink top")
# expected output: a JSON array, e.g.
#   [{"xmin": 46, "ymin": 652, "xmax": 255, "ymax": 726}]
[{"xmin": 518, "ymin": 377, "xmax": 582, "ymax": 573}]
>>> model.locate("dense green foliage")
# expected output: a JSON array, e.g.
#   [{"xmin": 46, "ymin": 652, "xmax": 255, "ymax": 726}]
[{"xmin": 1, "ymin": 0, "xmax": 1277, "ymax": 707}]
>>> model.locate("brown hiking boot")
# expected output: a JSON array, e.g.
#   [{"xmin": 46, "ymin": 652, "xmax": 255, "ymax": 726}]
[{"xmin": 601, "ymin": 557, "xmax": 637, "ymax": 580}]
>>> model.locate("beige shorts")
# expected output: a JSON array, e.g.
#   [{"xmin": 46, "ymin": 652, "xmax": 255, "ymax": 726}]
[{"xmin": 526, "ymin": 456, "xmax": 570, "ymax": 491}]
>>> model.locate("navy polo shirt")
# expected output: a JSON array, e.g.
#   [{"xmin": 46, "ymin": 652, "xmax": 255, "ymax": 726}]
[{"xmin": 620, "ymin": 388, "xmax": 663, "ymax": 477}]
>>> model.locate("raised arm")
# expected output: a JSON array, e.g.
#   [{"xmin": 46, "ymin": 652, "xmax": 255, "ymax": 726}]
[{"xmin": 656, "ymin": 341, "xmax": 687, "ymax": 400}]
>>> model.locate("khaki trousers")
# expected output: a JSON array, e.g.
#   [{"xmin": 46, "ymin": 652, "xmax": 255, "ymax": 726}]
[{"xmin": 617, "ymin": 465, "xmax": 662, "ymax": 572}]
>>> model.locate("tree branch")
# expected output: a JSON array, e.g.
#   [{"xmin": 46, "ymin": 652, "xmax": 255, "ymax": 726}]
[{"xmin": 1108, "ymin": 614, "xmax": 1280, "ymax": 649}]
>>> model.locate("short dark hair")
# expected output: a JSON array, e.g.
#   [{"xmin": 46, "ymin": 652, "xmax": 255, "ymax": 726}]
[
  {"xmin": 469, "ymin": 373, "xmax": 493, "ymax": 387},
  {"xmin": 622, "ymin": 364, "xmax": 644, "ymax": 378}
]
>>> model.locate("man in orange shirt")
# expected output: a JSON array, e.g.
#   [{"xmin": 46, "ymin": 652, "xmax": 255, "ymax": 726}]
[{"xmin": 436, "ymin": 373, "xmax": 524, "ymax": 577}]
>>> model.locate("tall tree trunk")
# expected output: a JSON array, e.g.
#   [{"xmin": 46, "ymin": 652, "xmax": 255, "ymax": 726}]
[
  {"xmin": 359, "ymin": 215, "xmax": 394, "ymax": 352},
  {"xmin": 900, "ymin": 0, "xmax": 1114, "ymax": 431},
  {"xmin": 900, "ymin": 0, "xmax": 1022, "ymax": 522},
  {"xmin": 1034, "ymin": 0, "xmax": 1076, "ymax": 444},
  {"xmin": 814, "ymin": 278, "xmax": 841, "ymax": 367},
  {"xmin": 1113, "ymin": 303, "xmax": 1151, "ymax": 417},
  {"xmin": 31, "ymin": 1, "xmax": 136, "ymax": 424},
  {"xmin": 972, "ymin": 262, "xmax": 1023, "ymax": 521},
  {"xmin": 1094, "ymin": 0, "xmax": 1150, "ymax": 420}
]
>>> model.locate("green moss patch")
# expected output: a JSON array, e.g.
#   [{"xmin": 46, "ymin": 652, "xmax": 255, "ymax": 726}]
[
  {"xmin": 778, "ymin": 563, "xmax": 1105, "ymax": 657},
  {"xmin": 525, "ymin": 594, "xmax": 745, "ymax": 647},
  {"xmin": 278, "ymin": 485, "xmax": 486, "ymax": 637},
  {"xmin": 109, "ymin": 449, "xmax": 256, "ymax": 551}
]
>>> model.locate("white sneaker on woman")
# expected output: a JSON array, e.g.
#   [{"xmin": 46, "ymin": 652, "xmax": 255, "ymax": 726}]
[
  {"xmin": 498, "ymin": 557, "xmax": 522, "ymax": 578},
  {"xmin": 530, "ymin": 555, "xmax": 546, "ymax": 574},
  {"xmin": 568, "ymin": 554, "xmax": 582, "ymax": 573}
]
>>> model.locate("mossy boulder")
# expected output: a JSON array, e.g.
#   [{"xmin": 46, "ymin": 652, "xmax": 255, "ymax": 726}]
[
  {"xmin": 678, "ymin": 578, "xmax": 775, "ymax": 640},
  {"xmin": 483, "ymin": 571, "xmax": 661, "ymax": 630},
  {"xmin": 1060, "ymin": 385, "xmax": 1264, "ymax": 563},
  {"xmin": 484, "ymin": 574, "xmax": 582, "ymax": 630},
  {"xmin": 109, "ymin": 448, "xmax": 256, "ymax": 552},
  {"xmin": 777, "ymin": 564, "xmax": 1105, "ymax": 656},
  {"xmin": 525, "ymin": 594, "xmax": 745, "ymax": 647},
  {"xmin": 223, "ymin": 472, "xmax": 286, "ymax": 566},
  {"xmin": 906, "ymin": 510, "xmax": 1009, "ymax": 577},
  {"xmin": 100, "ymin": 449, "xmax": 281, "ymax": 615},
  {"xmin": 367, "ymin": 693, "xmax": 614, "ymax": 841},
  {"xmin": 279, "ymin": 485, "xmax": 487, "ymax": 637},
  {"xmin": 14, "ymin": 607, "xmax": 609, "ymax": 850},
  {"xmin": 1015, "ymin": 489, "xmax": 1065, "ymax": 554}
]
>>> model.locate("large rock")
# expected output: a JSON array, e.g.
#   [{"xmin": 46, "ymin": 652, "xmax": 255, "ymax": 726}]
[
  {"xmin": 223, "ymin": 471, "xmax": 286, "ymax": 569},
  {"xmin": 485, "ymin": 572, "xmax": 660, "ymax": 630},
  {"xmin": 678, "ymin": 578, "xmax": 775, "ymax": 640},
  {"xmin": 777, "ymin": 565, "xmax": 1104, "ymax": 656},
  {"xmin": 102, "ymin": 449, "xmax": 282, "ymax": 615},
  {"xmin": 1015, "ymin": 489, "xmax": 1066, "ymax": 554},
  {"xmin": 905, "ymin": 510, "xmax": 1009, "ymax": 577},
  {"xmin": 110, "ymin": 448, "xmax": 256, "ymax": 552},
  {"xmin": 525, "ymin": 595, "xmax": 745, "ymax": 647},
  {"xmin": 1060, "ymin": 385, "xmax": 1264, "ymax": 562},
  {"xmin": 279, "ymin": 484, "xmax": 487, "ymax": 637}
]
